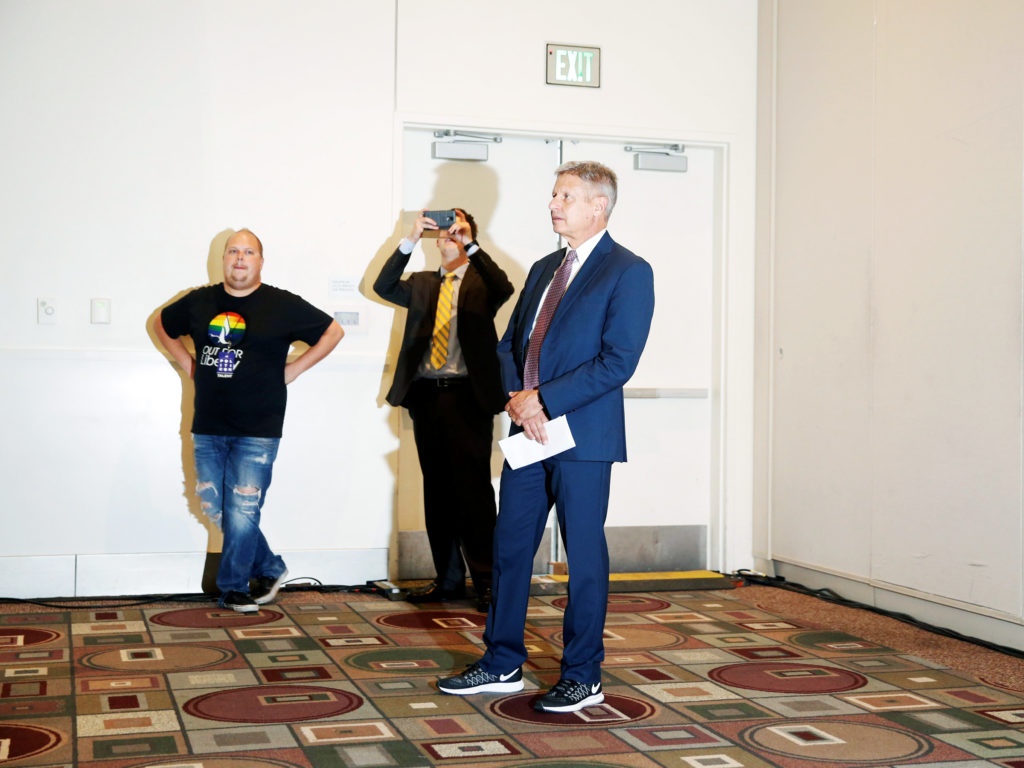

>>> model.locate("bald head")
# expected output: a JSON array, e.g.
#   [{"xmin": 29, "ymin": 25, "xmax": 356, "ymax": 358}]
[{"xmin": 222, "ymin": 229, "xmax": 264, "ymax": 296}]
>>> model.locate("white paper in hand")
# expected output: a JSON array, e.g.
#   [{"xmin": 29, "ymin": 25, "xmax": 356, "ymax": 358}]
[{"xmin": 498, "ymin": 415, "xmax": 575, "ymax": 470}]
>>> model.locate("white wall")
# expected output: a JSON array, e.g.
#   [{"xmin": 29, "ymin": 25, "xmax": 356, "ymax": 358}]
[
  {"xmin": 0, "ymin": 0, "xmax": 760, "ymax": 597},
  {"xmin": 759, "ymin": 0, "xmax": 1024, "ymax": 649},
  {"xmin": 0, "ymin": 0, "xmax": 400, "ymax": 595}
]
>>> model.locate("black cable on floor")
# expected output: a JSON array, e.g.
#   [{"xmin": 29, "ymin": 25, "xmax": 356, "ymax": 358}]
[
  {"xmin": 734, "ymin": 570, "xmax": 1024, "ymax": 660},
  {"xmin": 0, "ymin": 594, "xmax": 213, "ymax": 610}
]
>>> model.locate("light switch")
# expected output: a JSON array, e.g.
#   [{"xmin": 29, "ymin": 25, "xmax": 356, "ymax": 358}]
[{"xmin": 91, "ymin": 298, "xmax": 111, "ymax": 324}]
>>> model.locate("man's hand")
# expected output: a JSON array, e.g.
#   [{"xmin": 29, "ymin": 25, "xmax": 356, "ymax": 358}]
[
  {"xmin": 450, "ymin": 215, "xmax": 473, "ymax": 246},
  {"xmin": 506, "ymin": 389, "xmax": 549, "ymax": 444},
  {"xmin": 284, "ymin": 320, "xmax": 344, "ymax": 385},
  {"xmin": 154, "ymin": 315, "xmax": 196, "ymax": 378},
  {"xmin": 408, "ymin": 213, "xmax": 440, "ymax": 244}
]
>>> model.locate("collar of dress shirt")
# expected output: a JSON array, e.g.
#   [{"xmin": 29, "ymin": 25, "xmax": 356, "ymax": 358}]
[
  {"xmin": 563, "ymin": 228, "xmax": 606, "ymax": 284},
  {"xmin": 567, "ymin": 228, "xmax": 607, "ymax": 268},
  {"xmin": 440, "ymin": 261, "xmax": 470, "ymax": 280}
]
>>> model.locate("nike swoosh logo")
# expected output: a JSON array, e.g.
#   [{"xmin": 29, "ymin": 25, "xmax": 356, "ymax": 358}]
[
  {"xmin": 499, "ymin": 671, "xmax": 517, "ymax": 681},
  {"xmin": 591, "ymin": 684, "xmax": 601, "ymax": 694}
]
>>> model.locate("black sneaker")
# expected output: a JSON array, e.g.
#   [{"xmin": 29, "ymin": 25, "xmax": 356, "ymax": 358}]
[
  {"xmin": 533, "ymin": 679, "xmax": 604, "ymax": 713},
  {"xmin": 437, "ymin": 663, "xmax": 523, "ymax": 695},
  {"xmin": 220, "ymin": 591, "xmax": 258, "ymax": 614},
  {"xmin": 252, "ymin": 569, "xmax": 289, "ymax": 605}
]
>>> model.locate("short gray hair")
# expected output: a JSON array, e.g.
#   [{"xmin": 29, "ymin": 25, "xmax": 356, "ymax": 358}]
[{"xmin": 555, "ymin": 160, "xmax": 618, "ymax": 219}]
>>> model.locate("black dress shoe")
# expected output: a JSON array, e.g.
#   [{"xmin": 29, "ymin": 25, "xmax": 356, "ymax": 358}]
[
  {"xmin": 405, "ymin": 582, "xmax": 466, "ymax": 603},
  {"xmin": 475, "ymin": 588, "xmax": 492, "ymax": 613}
]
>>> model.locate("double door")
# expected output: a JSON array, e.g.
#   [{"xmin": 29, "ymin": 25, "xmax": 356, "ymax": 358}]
[{"xmin": 395, "ymin": 126, "xmax": 718, "ymax": 572}]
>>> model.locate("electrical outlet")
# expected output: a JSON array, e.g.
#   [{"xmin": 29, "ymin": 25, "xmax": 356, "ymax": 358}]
[{"xmin": 37, "ymin": 297, "xmax": 56, "ymax": 325}]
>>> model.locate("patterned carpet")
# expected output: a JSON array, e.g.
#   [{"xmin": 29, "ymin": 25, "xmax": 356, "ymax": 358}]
[{"xmin": 2, "ymin": 586, "xmax": 1023, "ymax": 767}]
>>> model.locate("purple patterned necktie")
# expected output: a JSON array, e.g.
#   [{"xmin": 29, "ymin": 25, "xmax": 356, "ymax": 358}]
[{"xmin": 523, "ymin": 249, "xmax": 577, "ymax": 390}]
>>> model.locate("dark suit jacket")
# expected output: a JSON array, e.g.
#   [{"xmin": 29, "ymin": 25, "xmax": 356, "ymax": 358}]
[
  {"xmin": 496, "ymin": 232, "xmax": 655, "ymax": 462},
  {"xmin": 374, "ymin": 245, "xmax": 514, "ymax": 413}
]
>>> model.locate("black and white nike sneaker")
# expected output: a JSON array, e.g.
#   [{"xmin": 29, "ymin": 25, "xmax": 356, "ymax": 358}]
[
  {"xmin": 533, "ymin": 678, "xmax": 604, "ymax": 712},
  {"xmin": 437, "ymin": 663, "xmax": 523, "ymax": 695}
]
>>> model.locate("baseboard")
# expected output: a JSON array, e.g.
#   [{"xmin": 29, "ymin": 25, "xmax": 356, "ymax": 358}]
[
  {"xmin": 272, "ymin": 549, "xmax": 389, "ymax": 591},
  {"xmin": 0, "ymin": 555, "xmax": 77, "ymax": 600},
  {"xmin": 397, "ymin": 530, "xmax": 555, "ymax": 579},
  {"xmin": 606, "ymin": 525, "xmax": 707, "ymax": 572},
  {"xmin": 0, "ymin": 549, "xmax": 389, "ymax": 600},
  {"xmin": 773, "ymin": 560, "xmax": 1024, "ymax": 653},
  {"xmin": 397, "ymin": 525, "xmax": 707, "ymax": 580},
  {"xmin": 2, "ymin": 528, "xmax": 709, "ymax": 600}
]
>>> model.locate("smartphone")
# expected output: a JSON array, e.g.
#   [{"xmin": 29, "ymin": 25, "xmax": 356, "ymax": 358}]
[{"xmin": 421, "ymin": 209, "xmax": 456, "ymax": 237}]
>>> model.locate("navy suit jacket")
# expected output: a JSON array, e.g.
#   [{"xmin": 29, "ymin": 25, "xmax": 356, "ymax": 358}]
[
  {"xmin": 497, "ymin": 232, "xmax": 655, "ymax": 462},
  {"xmin": 374, "ymin": 245, "xmax": 514, "ymax": 413}
]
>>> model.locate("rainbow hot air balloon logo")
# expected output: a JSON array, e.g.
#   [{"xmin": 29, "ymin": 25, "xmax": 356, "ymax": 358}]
[{"xmin": 208, "ymin": 312, "xmax": 246, "ymax": 346}]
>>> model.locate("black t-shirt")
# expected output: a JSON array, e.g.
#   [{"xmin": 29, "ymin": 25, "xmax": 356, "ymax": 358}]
[{"xmin": 161, "ymin": 283, "xmax": 333, "ymax": 437}]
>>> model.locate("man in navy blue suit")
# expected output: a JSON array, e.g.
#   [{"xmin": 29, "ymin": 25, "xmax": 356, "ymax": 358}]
[{"xmin": 438, "ymin": 160, "xmax": 655, "ymax": 713}]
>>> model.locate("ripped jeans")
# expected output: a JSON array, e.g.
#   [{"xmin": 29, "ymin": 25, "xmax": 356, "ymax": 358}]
[{"xmin": 192, "ymin": 434, "xmax": 287, "ymax": 599}]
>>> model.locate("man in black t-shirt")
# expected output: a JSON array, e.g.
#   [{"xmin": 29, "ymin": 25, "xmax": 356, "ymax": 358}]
[{"xmin": 155, "ymin": 229, "xmax": 344, "ymax": 613}]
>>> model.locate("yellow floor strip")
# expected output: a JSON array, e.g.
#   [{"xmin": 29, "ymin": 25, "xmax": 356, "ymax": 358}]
[{"xmin": 543, "ymin": 569, "xmax": 727, "ymax": 583}]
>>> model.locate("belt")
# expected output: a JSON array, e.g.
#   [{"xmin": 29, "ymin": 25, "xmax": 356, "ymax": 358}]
[{"xmin": 417, "ymin": 376, "xmax": 469, "ymax": 389}]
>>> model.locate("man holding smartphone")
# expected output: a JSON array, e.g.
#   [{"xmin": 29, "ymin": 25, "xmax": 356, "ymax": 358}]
[{"xmin": 374, "ymin": 209, "xmax": 513, "ymax": 611}]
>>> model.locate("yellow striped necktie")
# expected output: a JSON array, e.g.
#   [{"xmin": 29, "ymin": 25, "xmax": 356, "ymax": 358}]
[{"xmin": 430, "ymin": 272, "xmax": 457, "ymax": 369}]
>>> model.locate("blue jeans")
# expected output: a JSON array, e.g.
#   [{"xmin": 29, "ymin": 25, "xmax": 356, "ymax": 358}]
[{"xmin": 192, "ymin": 434, "xmax": 287, "ymax": 600}]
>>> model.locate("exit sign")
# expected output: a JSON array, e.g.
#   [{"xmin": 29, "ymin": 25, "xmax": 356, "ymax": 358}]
[{"xmin": 546, "ymin": 44, "xmax": 600, "ymax": 88}]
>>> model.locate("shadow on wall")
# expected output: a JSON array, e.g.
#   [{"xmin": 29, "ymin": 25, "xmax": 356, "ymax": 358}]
[
  {"xmin": 144, "ymin": 229, "xmax": 242, "ymax": 594},
  {"xmin": 359, "ymin": 160, "xmax": 517, "ymax": 407},
  {"xmin": 357, "ymin": 160, "xmax": 524, "ymax": 580}
]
